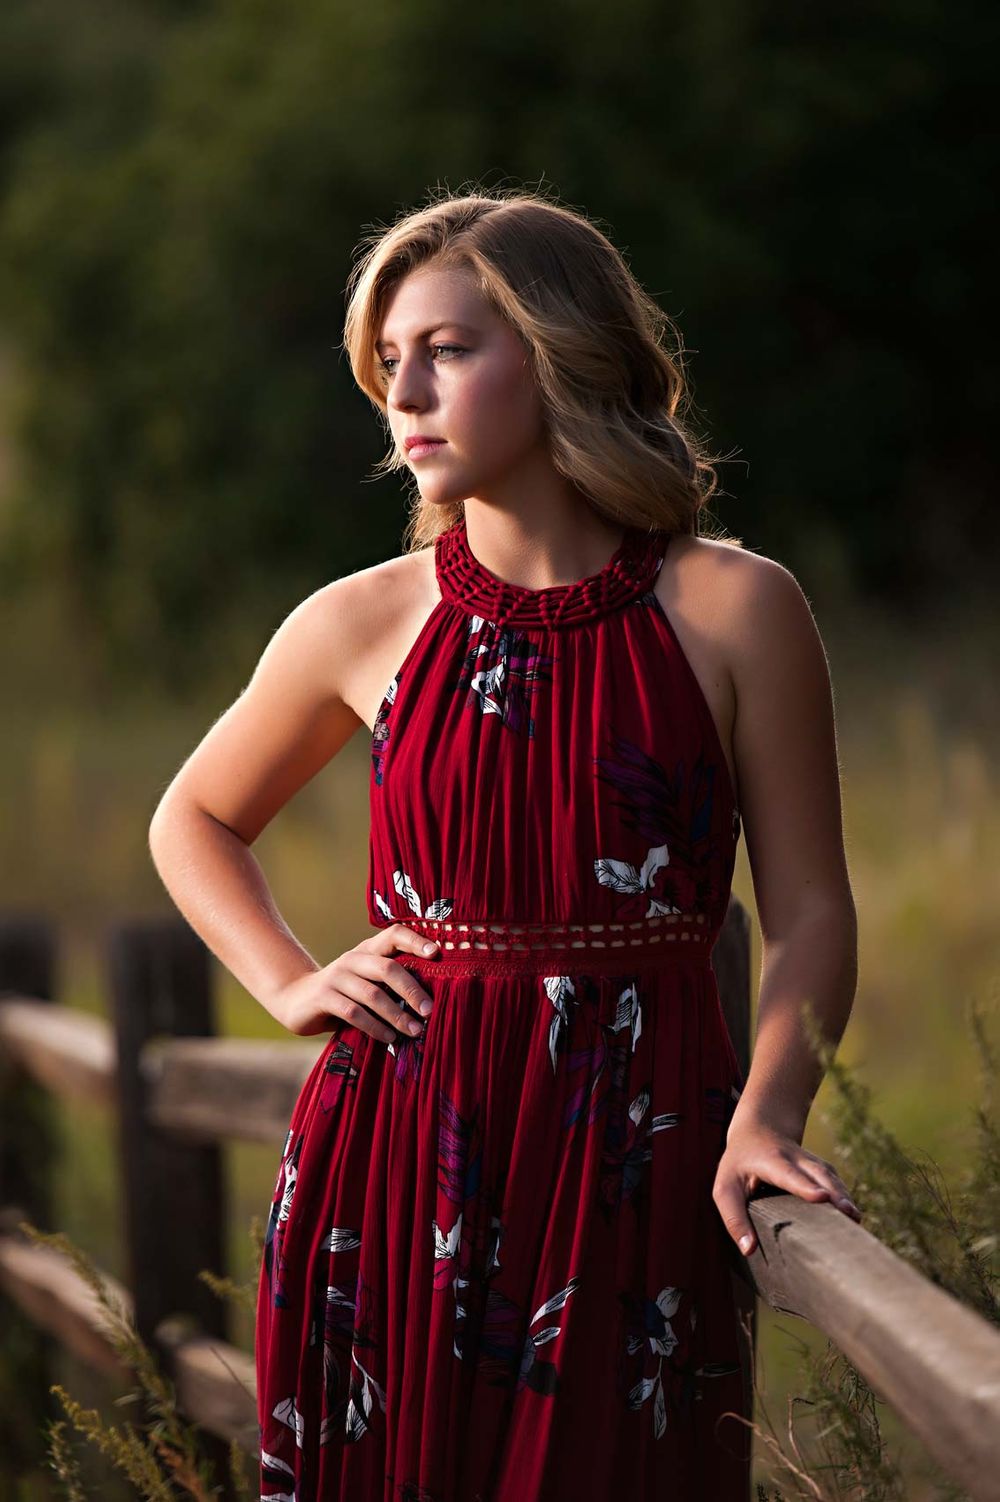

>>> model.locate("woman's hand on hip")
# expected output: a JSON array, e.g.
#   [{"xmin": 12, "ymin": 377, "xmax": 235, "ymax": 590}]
[{"xmin": 274, "ymin": 924, "xmax": 439, "ymax": 1042}]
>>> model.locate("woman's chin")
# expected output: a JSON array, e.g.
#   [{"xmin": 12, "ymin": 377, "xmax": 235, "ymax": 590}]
[{"xmin": 415, "ymin": 482, "xmax": 465, "ymax": 508}]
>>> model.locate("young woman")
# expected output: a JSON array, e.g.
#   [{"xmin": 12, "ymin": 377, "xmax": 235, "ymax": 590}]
[{"xmin": 149, "ymin": 187, "xmax": 861, "ymax": 1501}]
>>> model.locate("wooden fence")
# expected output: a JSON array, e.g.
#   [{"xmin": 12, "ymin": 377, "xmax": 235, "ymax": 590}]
[{"xmin": 1, "ymin": 908, "xmax": 999, "ymax": 1500}]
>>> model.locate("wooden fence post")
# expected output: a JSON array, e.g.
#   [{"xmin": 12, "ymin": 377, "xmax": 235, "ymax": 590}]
[
  {"xmin": 712, "ymin": 893, "xmax": 756, "ymax": 1498},
  {"xmin": 109, "ymin": 915, "xmax": 243, "ymax": 1500},
  {"xmin": 713, "ymin": 895, "xmax": 753, "ymax": 1087},
  {"xmin": 108, "ymin": 916, "xmax": 228, "ymax": 1350},
  {"xmin": 0, "ymin": 914, "xmax": 58, "ymax": 1226},
  {"xmin": 0, "ymin": 913, "xmax": 59, "ymax": 1487}
]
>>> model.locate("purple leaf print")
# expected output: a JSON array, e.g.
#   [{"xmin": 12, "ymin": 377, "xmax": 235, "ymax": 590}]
[
  {"xmin": 455, "ymin": 1283, "xmax": 523, "ymax": 1384},
  {"xmin": 447, "ymin": 1198, "xmax": 512, "ymax": 1378},
  {"xmin": 386, "ymin": 1024, "xmax": 425, "ymax": 1084},
  {"xmin": 455, "ymin": 617, "xmax": 556, "ymax": 739},
  {"xmin": 437, "ymin": 1089, "xmax": 483, "ymax": 1206},
  {"xmin": 561, "ymin": 1027, "xmax": 611, "ymax": 1130},
  {"xmin": 432, "ymin": 1093, "xmax": 492, "ymax": 1280},
  {"xmin": 594, "ymin": 733, "xmax": 723, "ymax": 916},
  {"xmin": 593, "ymin": 734, "xmax": 683, "ymax": 845},
  {"xmin": 596, "ymin": 1049, "xmax": 657, "ymax": 1218}
]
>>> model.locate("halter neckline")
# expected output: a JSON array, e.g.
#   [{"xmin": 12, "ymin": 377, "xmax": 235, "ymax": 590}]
[{"xmin": 434, "ymin": 513, "xmax": 670, "ymax": 629}]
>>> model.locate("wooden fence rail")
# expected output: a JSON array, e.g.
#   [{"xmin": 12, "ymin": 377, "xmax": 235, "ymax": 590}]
[{"xmin": 1, "ymin": 910, "xmax": 999, "ymax": 1500}]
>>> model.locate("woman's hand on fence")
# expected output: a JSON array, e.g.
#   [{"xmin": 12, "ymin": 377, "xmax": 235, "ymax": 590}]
[
  {"xmin": 274, "ymin": 924, "xmax": 439, "ymax": 1042},
  {"xmin": 711, "ymin": 1120, "xmax": 863, "ymax": 1256}
]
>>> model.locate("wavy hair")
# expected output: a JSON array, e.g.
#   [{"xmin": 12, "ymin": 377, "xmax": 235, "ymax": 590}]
[{"xmin": 341, "ymin": 183, "xmax": 741, "ymax": 554}]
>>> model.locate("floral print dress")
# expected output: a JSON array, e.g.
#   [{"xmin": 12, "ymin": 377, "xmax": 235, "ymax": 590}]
[{"xmin": 255, "ymin": 513, "xmax": 750, "ymax": 1501}]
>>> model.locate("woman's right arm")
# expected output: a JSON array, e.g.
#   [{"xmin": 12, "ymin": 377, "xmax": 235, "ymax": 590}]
[{"xmin": 147, "ymin": 576, "xmax": 438, "ymax": 1037}]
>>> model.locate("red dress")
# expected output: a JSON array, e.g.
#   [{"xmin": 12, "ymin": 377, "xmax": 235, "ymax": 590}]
[{"xmin": 256, "ymin": 514, "xmax": 750, "ymax": 1501}]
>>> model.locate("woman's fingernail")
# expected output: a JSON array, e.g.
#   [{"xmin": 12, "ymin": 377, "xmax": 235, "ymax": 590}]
[
  {"xmin": 423, "ymin": 942, "xmax": 437, "ymax": 954},
  {"xmin": 738, "ymin": 1233, "xmax": 754, "ymax": 1253}
]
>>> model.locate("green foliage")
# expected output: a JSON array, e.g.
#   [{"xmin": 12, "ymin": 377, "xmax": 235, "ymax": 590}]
[
  {"xmin": 16, "ymin": 1217, "xmax": 264, "ymax": 1502},
  {"xmin": 0, "ymin": 0, "xmax": 996, "ymax": 690},
  {"xmin": 750, "ymin": 995, "xmax": 997, "ymax": 1499},
  {"xmin": 817, "ymin": 997, "xmax": 998, "ymax": 1325}
]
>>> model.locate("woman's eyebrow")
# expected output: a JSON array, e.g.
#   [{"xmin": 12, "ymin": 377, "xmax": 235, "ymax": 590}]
[{"xmin": 375, "ymin": 322, "xmax": 479, "ymax": 350}]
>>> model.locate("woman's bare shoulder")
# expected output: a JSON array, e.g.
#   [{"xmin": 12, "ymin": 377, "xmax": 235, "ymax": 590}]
[
  {"xmin": 311, "ymin": 544, "xmax": 436, "ymax": 634},
  {"xmin": 307, "ymin": 545, "xmax": 439, "ymax": 731},
  {"xmin": 668, "ymin": 532, "xmax": 787, "ymax": 578},
  {"xmin": 149, "ymin": 547, "xmax": 436, "ymax": 845},
  {"xmin": 674, "ymin": 542, "xmax": 850, "ymax": 925},
  {"xmin": 666, "ymin": 534, "xmax": 813, "ymax": 636}
]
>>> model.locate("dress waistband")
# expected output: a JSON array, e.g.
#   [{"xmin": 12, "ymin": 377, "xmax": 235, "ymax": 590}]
[{"xmin": 386, "ymin": 913, "xmax": 717, "ymax": 978}]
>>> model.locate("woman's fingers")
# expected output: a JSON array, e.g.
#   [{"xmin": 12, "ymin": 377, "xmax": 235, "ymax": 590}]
[
  {"xmin": 357, "ymin": 921, "xmax": 440, "ymax": 961},
  {"xmin": 330, "ymin": 926, "xmax": 442, "ymax": 1043},
  {"xmin": 713, "ymin": 1145, "xmax": 863, "ymax": 1255},
  {"xmin": 798, "ymin": 1159, "xmax": 863, "ymax": 1220},
  {"xmin": 323, "ymin": 959, "xmax": 421, "ymax": 1043},
  {"xmin": 712, "ymin": 1166, "xmax": 759, "ymax": 1255}
]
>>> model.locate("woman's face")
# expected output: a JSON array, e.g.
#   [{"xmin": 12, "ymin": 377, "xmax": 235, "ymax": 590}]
[{"xmin": 377, "ymin": 265, "xmax": 548, "ymax": 508}]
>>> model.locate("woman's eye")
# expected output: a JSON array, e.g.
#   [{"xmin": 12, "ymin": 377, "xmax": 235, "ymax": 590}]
[{"xmin": 379, "ymin": 344, "xmax": 465, "ymax": 376}]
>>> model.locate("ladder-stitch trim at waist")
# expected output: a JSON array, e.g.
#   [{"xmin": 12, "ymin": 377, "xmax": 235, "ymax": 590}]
[{"xmin": 381, "ymin": 913, "xmax": 718, "ymax": 977}]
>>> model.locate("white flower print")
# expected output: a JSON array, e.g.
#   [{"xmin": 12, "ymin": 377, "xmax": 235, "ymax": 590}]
[
  {"xmin": 371, "ymin": 871, "xmax": 453, "ymax": 925},
  {"xmin": 543, "ymin": 974, "xmax": 578, "ymax": 1072},
  {"xmin": 593, "ymin": 842, "xmax": 682, "ymax": 917}
]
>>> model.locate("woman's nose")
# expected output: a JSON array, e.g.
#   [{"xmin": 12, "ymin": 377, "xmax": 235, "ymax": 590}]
[{"xmin": 386, "ymin": 362, "xmax": 425, "ymax": 410}]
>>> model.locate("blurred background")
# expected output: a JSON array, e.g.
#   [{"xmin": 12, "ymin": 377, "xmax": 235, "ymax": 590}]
[{"xmin": 0, "ymin": 0, "xmax": 996, "ymax": 1496}]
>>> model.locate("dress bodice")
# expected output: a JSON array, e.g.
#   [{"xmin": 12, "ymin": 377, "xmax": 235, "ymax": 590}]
[{"xmin": 367, "ymin": 513, "xmax": 740, "ymax": 947}]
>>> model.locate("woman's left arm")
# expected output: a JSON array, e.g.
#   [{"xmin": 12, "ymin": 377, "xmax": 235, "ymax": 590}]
[{"xmin": 713, "ymin": 551, "xmax": 862, "ymax": 1256}]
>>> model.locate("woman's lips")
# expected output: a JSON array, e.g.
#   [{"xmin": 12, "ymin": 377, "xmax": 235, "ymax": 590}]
[{"xmin": 407, "ymin": 441, "xmax": 447, "ymax": 460}]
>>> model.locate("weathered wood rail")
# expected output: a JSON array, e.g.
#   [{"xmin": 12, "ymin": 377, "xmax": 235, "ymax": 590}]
[{"xmin": 1, "ymin": 910, "xmax": 999, "ymax": 1499}]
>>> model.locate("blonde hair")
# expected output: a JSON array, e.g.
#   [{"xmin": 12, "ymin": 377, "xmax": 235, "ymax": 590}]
[{"xmin": 341, "ymin": 183, "xmax": 742, "ymax": 554}]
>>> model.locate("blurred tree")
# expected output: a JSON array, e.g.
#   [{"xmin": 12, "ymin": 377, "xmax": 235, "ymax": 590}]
[{"xmin": 0, "ymin": 0, "xmax": 993, "ymax": 691}]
